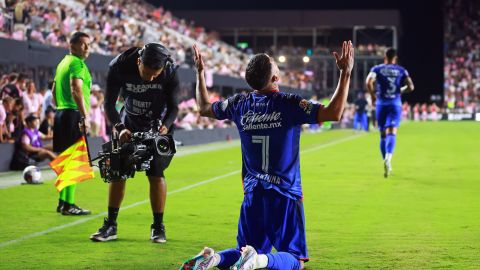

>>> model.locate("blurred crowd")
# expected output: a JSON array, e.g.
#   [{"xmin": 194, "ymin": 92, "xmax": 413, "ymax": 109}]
[
  {"xmin": 175, "ymin": 91, "xmax": 233, "ymax": 130},
  {"xmin": 444, "ymin": 0, "xmax": 480, "ymax": 112},
  {"xmin": 334, "ymin": 102, "xmax": 442, "ymax": 132},
  {"xmin": 0, "ymin": 70, "xmax": 235, "ymax": 145},
  {"xmin": 0, "ymin": 71, "xmax": 110, "ymax": 144},
  {"xmin": 274, "ymin": 44, "xmax": 388, "ymax": 57},
  {"xmin": 0, "ymin": 0, "xmax": 313, "ymax": 89},
  {"xmin": 266, "ymin": 44, "xmax": 388, "ymax": 90}
]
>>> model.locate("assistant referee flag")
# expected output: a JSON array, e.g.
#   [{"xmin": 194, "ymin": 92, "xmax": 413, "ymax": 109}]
[{"xmin": 49, "ymin": 136, "xmax": 94, "ymax": 192}]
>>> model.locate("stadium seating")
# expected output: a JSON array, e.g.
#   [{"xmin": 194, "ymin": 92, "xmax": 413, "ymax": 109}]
[{"xmin": 444, "ymin": 0, "xmax": 480, "ymax": 112}]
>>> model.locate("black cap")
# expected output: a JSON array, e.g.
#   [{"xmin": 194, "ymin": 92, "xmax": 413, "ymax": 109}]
[{"xmin": 138, "ymin": 43, "xmax": 172, "ymax": 70}]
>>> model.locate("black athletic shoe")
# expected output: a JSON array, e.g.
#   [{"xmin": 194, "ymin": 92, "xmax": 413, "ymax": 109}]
[
  {"xmin": 56, "ymin": 202, "xmax": 64, "ymax": 213},
  {"xmin": 90, "ymin": 218, "xmax": 117, "ymax": 242},
  {"xmin": 62, "ymin": 204, "xmax": 92, "ymax": 215},
  {"xmin": 151, "ymin": 223, "xmax": 166, "ymax": 243}
]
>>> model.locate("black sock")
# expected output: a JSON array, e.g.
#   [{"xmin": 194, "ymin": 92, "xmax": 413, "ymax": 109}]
[
  {"xmin": 108, "ymin": 207, "xmax": 119, "ymax": 222},
  {"xmin": 153, "ymin": 212, "xmax": 163, "ymax": 226}
]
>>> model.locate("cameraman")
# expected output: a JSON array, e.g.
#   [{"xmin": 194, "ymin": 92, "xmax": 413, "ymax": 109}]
[{"xmin": 90, "ymin": 43, "xmax": 179, "ymax": 243}]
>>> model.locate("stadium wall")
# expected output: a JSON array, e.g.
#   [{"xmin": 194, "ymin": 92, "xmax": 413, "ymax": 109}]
[{"xmin": 0, "ymin": 127, "xmax": 240, "ymax": 172}]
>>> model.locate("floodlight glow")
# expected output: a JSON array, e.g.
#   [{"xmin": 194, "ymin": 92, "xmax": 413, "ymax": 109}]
[
  {"xmin": 278, "ymin": 55, "xmax": 286, "ymax": 63},
  {"xmin": 303, "ymin": 56, "xmax": 310, "ymax": 63}
]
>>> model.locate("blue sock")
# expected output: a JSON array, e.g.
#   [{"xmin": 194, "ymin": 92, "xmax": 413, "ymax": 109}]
[
  {"xmin": 266, "ymin": 252, "xmax": 301, "ymax": 270},
  {"xmin": 386, "ymin": 134, "xmax": 396, "ymax": 154},
  {"xmin": 380, "ymin": 136, "xmax": 386, "ymax": 159},
  {"xmin": 217, "ymin": 248, "xmax": 241, "ymax": 269}
]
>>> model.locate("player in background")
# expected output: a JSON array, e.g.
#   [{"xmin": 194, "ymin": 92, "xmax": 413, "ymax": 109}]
[
  {"xmin": 366, "ymin": 48, "xmax": 414, "ymax": 178},
  {"xmin": 180, "ymin": 41, "xmax": 353, "ymax": 270},
  {"xmin": 353, "ymin": 92, "xmax": 368, "ymax": 131}
]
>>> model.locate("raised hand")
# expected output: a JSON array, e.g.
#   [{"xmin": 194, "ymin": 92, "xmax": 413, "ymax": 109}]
[
  {"xmin": 333, "ymin": 40, "xmax": 354, "ymax": 74},
  {"xmin": 192, "ymin": 44, "xmax": 205, "ymax": 73}
]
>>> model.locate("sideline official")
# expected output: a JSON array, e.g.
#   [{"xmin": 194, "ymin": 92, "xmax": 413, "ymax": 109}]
[{"xmin": 53, "ymin": 31, "xmax": 92, "ymax": 215}]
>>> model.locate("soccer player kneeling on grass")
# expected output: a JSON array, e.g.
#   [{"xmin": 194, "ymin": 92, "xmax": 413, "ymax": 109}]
[{"xmin": 180, "ymin": 41, "xmax": 354, "ymax": 270}]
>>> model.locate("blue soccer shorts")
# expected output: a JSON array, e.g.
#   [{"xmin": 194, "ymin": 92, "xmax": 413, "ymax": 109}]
[
  {"xmin": 376, "ymin": 103, "xmax": 402, "ymax": 131},
  {"xmin": 236, "ymin": 186, "xmax": 309, "ymax": 262}
]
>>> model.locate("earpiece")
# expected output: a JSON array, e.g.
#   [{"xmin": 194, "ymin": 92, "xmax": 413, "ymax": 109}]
[{"xmin": 138, "ymin": 43, "xmax": 174, "ymax": 69}]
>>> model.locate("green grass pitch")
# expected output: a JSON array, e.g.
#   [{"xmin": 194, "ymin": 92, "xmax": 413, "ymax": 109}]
[{"xmin": 0, "ymin": 121, "xmax": 479, "ymax": 269}]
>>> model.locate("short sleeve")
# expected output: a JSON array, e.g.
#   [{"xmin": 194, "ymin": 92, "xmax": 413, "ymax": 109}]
[
  {"xmin": 21, "ymin": 134, "xmax": 31, "ymax": 145},
  {"xmin": 212, "ymin": 97, "xmax": 234, "ymax": 120},
  {"xmin": 367, "ymin": 66, "xmax": 377, "ymax": 80},
  {"xmin": 0, "ymin": 105, "xmax": 6, "ymax": 125},
  {"xmin": 289, "ymin": 95, "xmax": 321, "ymax": 125},
  {"xmin": 69, "ymin": 59, "xmax": 84, "ymax": 80}
]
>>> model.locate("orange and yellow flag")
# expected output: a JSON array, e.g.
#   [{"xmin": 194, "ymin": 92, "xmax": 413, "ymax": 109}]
[{"xmin": 49, "ymin": 136, "xmax": 94, "ymax": 192}]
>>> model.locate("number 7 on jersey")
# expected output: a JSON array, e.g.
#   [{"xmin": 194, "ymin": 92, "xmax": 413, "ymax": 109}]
[{"xmin": 252, "ymin": 135, "xmax": 270, "ymax": 173}]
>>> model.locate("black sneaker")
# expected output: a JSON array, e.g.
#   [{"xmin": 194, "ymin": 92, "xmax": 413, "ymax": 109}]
[
  {"xmin": 151, "ymin": 223, "xmax": 166, "ymax": 243},
  {"xmin": 56, "ymin": 201, "xmax": 64, "ymax": 213},
  {"xmin": 62, "ymin": 204, "xmax": 92, "ymax": 215},
  {"xmin": 90, "ymin": 218, "xmax": 117, "ymax": 242}
]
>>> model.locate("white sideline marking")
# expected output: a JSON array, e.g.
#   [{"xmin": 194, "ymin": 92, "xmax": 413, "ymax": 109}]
[
  {"xmin": 0, "ymin": 133, "xmax": 363, "ymax": 248},
  {"xmin": 0, "ymin": 170, "xmax": 241, "ymax": 248}
]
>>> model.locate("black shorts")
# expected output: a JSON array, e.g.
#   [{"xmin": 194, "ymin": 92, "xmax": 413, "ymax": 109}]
[
  {"xmin": 146, "ymin": 153, "xmax": 173, "ymax": 178},
  {"xmin": 53, "ymin": 109, "xmax": 82, "ymax": 153}
]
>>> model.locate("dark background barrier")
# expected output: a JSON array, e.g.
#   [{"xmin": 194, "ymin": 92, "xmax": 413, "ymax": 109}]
[{"xmin": 0, "ymin": 127, "xmax": 240, "ymax": 172}]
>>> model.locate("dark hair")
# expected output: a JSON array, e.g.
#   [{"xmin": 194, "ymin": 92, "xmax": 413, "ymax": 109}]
[
  {"xmin": 385, "ymin": 48, "xmax": 397, "ymax": 60},
  {"xmin": 138, "ymin": 43, "xmax": 172, "ymax": 70},
  {"xmin": 245, "ymin": 54, "xmax": 272, "ymax": 90},
  {"xmin": 17, "ymin": 73, "xmax": 27, "ymax": 81},
  {"xmin": 25, "ymin": 113, "xmax": 39, "ymax": 123},
  {"xmin": 69, "ymin": 31, "xmax": 90, "ymax": 44},
  {"xmin": 45, "ymin": 106, "xmax": 55, "ymax": 114},
  {"xmin": 8, "ymin": 73, "xmax": 18, "ymax": 82}
]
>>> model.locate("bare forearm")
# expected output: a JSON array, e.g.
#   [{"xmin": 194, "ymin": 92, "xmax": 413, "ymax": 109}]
[
  {"xmin": 366, "ymin": 81, "xmax": 376, "ymax": 101},
  {"xmin": 52, "ymin": 82, "xmax": 57, "ymax": 106},
  {"xmin": 322, "ymin": 71, "xmax": 351, "ymax": 121},
  {"xmin": 401, "ymin": 77, "xmax": 415, "ymax": 93},
  {"xmin": 22, "ymin": 143, "xmax": 41, "ymax": 153},
  {"xmin": 72, "ymin": 88, "xmax": 88, "ymax": 118},
  {"xmin": 195, "ymin": 71, "xmax": 214, "ymax": 117}
]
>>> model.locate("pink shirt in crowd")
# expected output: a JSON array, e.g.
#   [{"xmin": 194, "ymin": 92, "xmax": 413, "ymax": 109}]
[{"xmin": 23, "ymin": 93, "xmax": 43, "ymax": 115}]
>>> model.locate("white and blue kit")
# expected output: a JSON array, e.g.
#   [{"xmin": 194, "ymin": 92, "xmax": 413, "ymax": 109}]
[
  {"xmin": 211, "ymin": 91, "xmax": 322, "ymax": 266},
  {"xmin": 368, "ymin": 64, "xmax": 409, "ymax": 131}
]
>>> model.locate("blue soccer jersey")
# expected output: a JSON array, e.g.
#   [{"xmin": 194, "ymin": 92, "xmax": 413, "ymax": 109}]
[
  {"xmin": 212, "ymin": 91, "xmax": 321, "ymax": 200},
  {"xmin": 368, "ymin": 64, "xmax": 409, "ymax": 105}
]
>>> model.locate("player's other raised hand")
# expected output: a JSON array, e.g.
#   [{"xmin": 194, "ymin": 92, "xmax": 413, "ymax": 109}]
[
  {"xmin": 192, "ymin": 44, "xmax": 205, "ymax": 73},
  {"xmin": 333, "ymin": 40, "xmax": 355, "ymax": 74}
]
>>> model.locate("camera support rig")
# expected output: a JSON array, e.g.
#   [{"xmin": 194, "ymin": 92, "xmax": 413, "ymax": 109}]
[{"xmin": 91, "ymin": 120, "xmax": 176, "ymax": 183}]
